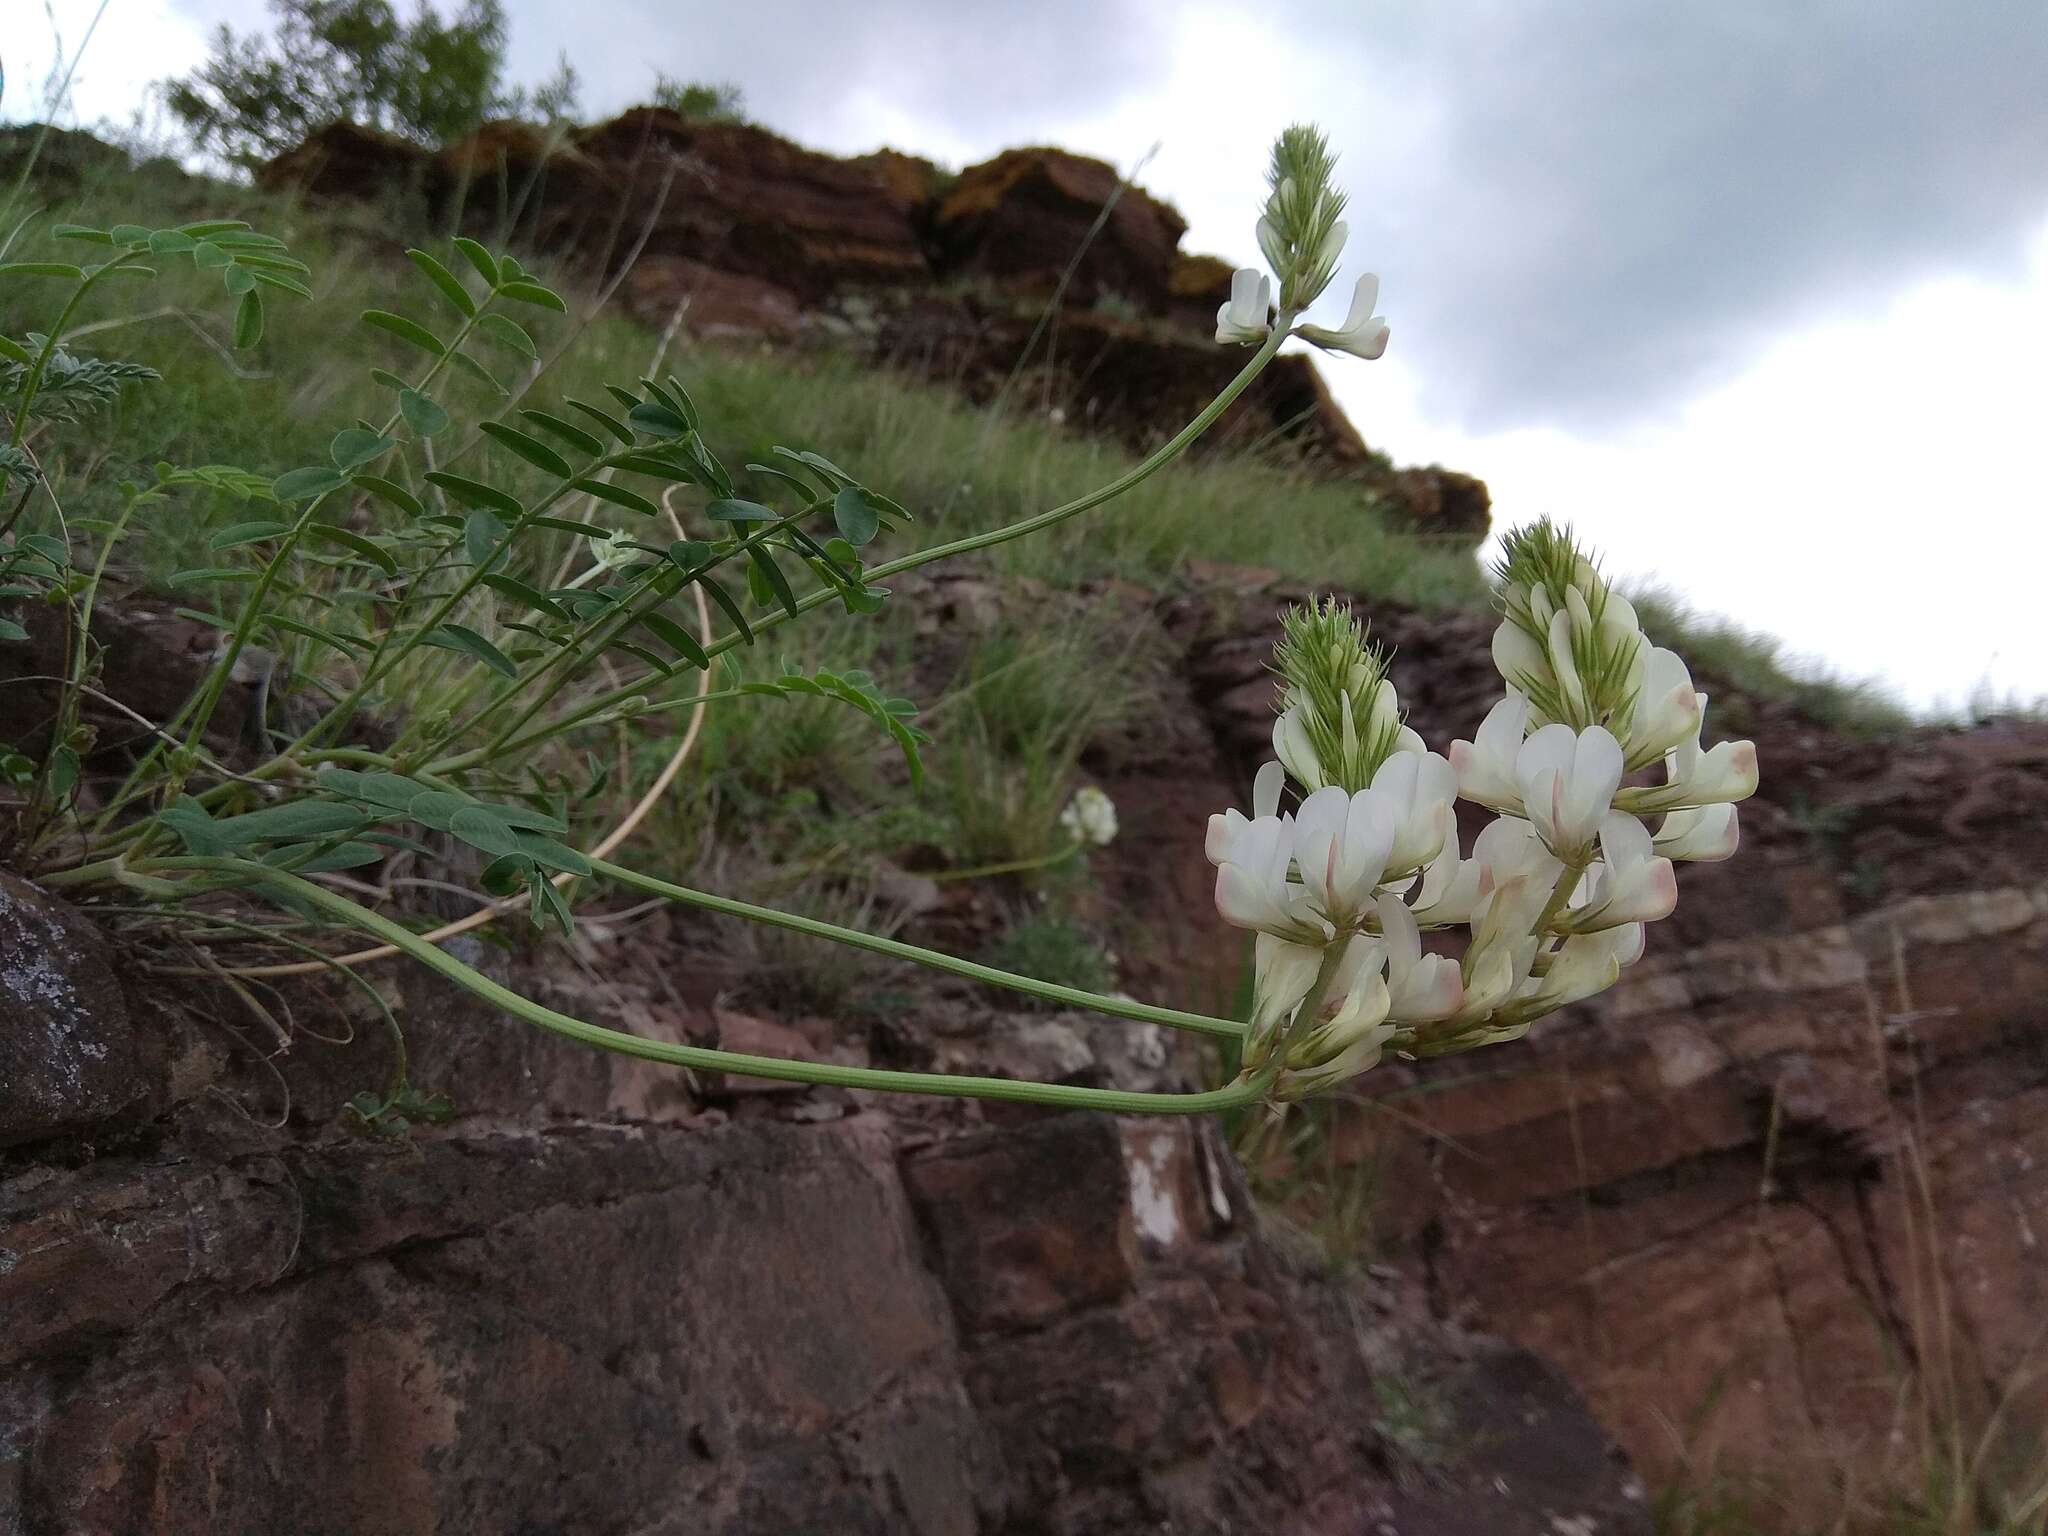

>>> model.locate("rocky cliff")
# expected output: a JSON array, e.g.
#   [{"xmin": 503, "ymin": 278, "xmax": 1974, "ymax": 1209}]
[
  {"xmin": 2, "ymin": 865, "xmax": 1648, "ymax": 1534},
  {"xmin": 255, "ymin": 112, "xmax": 1491, "ymax": 546},
  {"xmin": 1184, "ymin": 568, "xmax": 2048, "ymax": 1521}
]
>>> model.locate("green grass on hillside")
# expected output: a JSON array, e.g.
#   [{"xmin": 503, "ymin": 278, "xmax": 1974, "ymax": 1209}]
[{"xmin": 2, "ymin": 148, "xmax": 1917, "ymax": 1013}]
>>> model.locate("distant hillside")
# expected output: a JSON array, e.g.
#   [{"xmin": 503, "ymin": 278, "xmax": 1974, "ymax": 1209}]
[{"xmin": 252, "ymin": 109, "xmax": 1493, "ymax": 546}]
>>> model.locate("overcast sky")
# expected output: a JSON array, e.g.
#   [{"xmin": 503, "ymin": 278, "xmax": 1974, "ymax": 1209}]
[{"xmin": 11, "ymin": 0, "xmax": 2048, "ymax": 710}]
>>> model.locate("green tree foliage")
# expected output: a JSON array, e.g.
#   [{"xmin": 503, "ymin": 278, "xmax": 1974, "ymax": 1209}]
[
  {"xmin": 650, "ymin": 72, "xmax": 746, "ymax": 124},
  {"xmin": 161, "ymin": 0, "xmax": 519, "ymax": 167}
]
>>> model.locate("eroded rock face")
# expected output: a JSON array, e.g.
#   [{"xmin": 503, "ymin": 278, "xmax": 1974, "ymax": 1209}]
[
  {"xmin": 1181, "ymin": 571, "xmax": 2048, "ymax": 1517},
  {"xmin": 930, "ymin": 147, "xmax": 1188, "ymax": 313},
  {"xmin": 255, "ymin": 121, "xmax": 435, "ymax": 201},
  {"xmin": 0, "ymin": 882, "xmax": 1647, "ymax": 1535},
  {"xmin": 0, "ymin": 874, "xmax": 142, "ymax": 1145},
  {"xmin": 875, "ymin": 300, "xmax": 1376, "ymax": 471},
  {"xmin": 253, "ymin": 116, "xmax": 1485, "ymax": 538}
]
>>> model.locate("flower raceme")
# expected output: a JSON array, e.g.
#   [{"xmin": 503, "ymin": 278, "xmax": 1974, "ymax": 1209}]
[
  {"xmin": 1210, "ymin": 521, "xmax": 1759, "ymax": 1101},
  {"xmin": 1213, "ymin": 124, "xmax": 1393, "ymax": 365}
]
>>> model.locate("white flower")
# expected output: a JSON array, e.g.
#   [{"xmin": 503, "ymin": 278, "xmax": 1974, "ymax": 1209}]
[
  {"xmin": 1060, "ymin": 785, "xmax": 1119, "ymax": 847},
  {"xmin": 1516, "ymin": 723, "xmax": 1624, "ymax": 859},
  {"xmin": 1281, "ymin": 934, "xmax": 1397, "ymax": 1090},
  {"xmin": 1472, "ymin": 815, "xmax": 1563, "ymax": 893},
  {"xmin": 1294, "ymin": 272, "xmax": 1389, "ymax": 360},
  {"xmin": 1624, "ymin": 647, "xmax": 1703, "ymax": 769},
  {"xmin": 1242, "ymin": 931, "xmax": 1326, "ymax": 1065},
  {"xmin": 1491, "ymin": 621, "xmax": 1549, "ymax": 698},
  {"xmin": 1215, "ymin": 268, "xmax": 1272, "ymax": 345},
  {"xmin": 1256, "ymin": 215, "xmax": 1289, "ymax": 282},
  {"xmin": 1451, "ymin": 872, "xmax": 1549, "ymax": 1024},
  {"xmin": 1213, "ymin": 813, "xmax": 1332, "ymax": 945},
  {"xmin": 1450, "ymin": 691, "xmax": 1533, "ymax": 810},
  {"xmin": 1560, "ymin": 813, "xmax": 1677, "ymax": 932},
  {"xmin": 1370, "ymin": 748, "xmax": 1456, "ymax": 877},
  {"xmin": 1544, "ymin": 603, "xmax": 1591, "ymax": 723},
  {"xmin": 1292, "ymin": 783, "xmax": 1400, "ymax": 926},
  {"xmin": 1279, "ymin": 1017, "xmax": 1399, "ymax": 1099},
  {"xmin": 1207, "ymin": 760, "xmax": 1287, "ymax": 866},
  {"xmin": 1272, "ymin": 704, "xmax": 1326, "ymax": 791},
  {"xmin": 1617, "ymin": 703, "xmax": 1759, "ymax": 813},
  {"xmin": 1406, "ymin": 833, "xmax": 1485, "ymax": 927},
  {"xmin": 1512, "ymin": 922, "xmax": 1645, "ymax": 1020},
  {"xmin": 586, "ymin": 529, "xmax": 637, "ymax": 571},
  {"xmin": 1668, "ymin": 715, "xmax": 1760, "ymax": 805},
  {"xmin": 1655, "ymin": 802, "xmax": 1740, "ymax": 862},
  {"xmin": 1376, "ymin": 894, "xmax": 1463, "ymax": 1022}
]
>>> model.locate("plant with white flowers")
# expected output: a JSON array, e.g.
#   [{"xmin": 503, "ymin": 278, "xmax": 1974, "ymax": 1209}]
[
  {"xmin": 1217, "ymin": 125, "xmax": 1390, "ymax": 362},
  {"xmin": 9, "ymin": 116, "xmax": 1725, "ymax": 1123},
  {"xmin": 1209, "ymin": 523, "xmax": 1757, "ymax": 1101}
]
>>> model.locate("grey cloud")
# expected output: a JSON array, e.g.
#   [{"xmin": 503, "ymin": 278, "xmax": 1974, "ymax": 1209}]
[
  {"xmin": 503, "ymin": 0, "xmax": 2048, "ymax": 431},
  {"xmin": 1300, "ymin": 1, "xmax": 2048, "ymax": 430},
  {"xmin": 167, "ymin": 0, "xmax": 2048, "ymax": 434},
  {"xmin": 497, "ymin": 0, "xmax": 1167, "ymax": 154}
]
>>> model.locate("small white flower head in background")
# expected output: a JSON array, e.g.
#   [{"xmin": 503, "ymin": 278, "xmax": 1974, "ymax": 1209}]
[
  {"xmin": 1060, "ymin": 785, "xmax": 1119, "ymax": 848},
  {"xmin": 1215, "ymin": 268, "xmax": 1273, "ymax": 345},
  {"xmin": 1222, "ymin": 123, "xmax": 1393, "ymax": 365}
]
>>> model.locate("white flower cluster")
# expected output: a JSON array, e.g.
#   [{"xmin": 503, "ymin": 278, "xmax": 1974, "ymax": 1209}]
[
  {"xmin": 1060, "ymin": 785, "xmax": 1119, "ymax": 848},
  {"xmin": 1215, "ymin": 124, "xmax": 1389, "ymax": 361},
  {"xmin": 1206, "ymin": 525, "xmax": 1758, "ymax": 1101}
]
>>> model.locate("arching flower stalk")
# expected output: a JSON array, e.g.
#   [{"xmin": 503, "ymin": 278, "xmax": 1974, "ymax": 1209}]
[{"xmin": 1209, "ymin": 521, "xmax": 1758, "ymax": 1100}]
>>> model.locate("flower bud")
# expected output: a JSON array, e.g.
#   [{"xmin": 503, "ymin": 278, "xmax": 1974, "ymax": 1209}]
[
  {"xmin": 1272, "ymin": 598, "xmax": 1408, "ymax": 794},
  {"xmin": 1492, "ymin": 519, "xmax": 1644, "ymax": 734},
  {"xmin": 1259, "ymin": 125, "xmax": 1349, "ymax": 310}
]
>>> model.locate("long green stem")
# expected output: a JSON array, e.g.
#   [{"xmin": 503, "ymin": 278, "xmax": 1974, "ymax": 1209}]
[
  {"xmin": 23, "ymin": 490, "xmax": 141, "ymax": 854},
  {"xmin": 147, "ymin": 857, "xmax": 1262, "ymax": 1114},
  {"xmin": 588, "ymin": 855, "xmax": 1245, "ymax": 1039}
]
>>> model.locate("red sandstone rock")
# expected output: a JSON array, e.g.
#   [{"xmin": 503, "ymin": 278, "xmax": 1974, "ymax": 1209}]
[
  {"xmin": 1175, "ymin": 579, "xmax": 2048, "ymax": 1519},
  {"xmin": 931, "ymin": 147, "xmax": 1188, "ymax": 313},
  {"xmin": 562, "ymin": 110, "xmax": 930, "ymax": 303},
  {"xmin": 622, "ymin": 254, "xmax": 804, "ymax": 338},
  {"xmin": 1388, "ymin": 463, "xmax": 1494, "ymax": 543},
  {"xmin": 256, "ymin": 120, "xmax": 435, "ymax": 200}
]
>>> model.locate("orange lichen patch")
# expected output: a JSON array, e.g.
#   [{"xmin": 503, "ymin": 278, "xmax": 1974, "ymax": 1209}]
[
  {"xmin": 853, "ymin": 148, "xmax": 943, "ymax": 216},
  {"xmin": 1169, "ymin": 253, "xmax": 1237, "ymax": 302}
]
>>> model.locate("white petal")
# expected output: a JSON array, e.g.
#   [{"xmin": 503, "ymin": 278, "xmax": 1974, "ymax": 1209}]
[
  {"xmin": 1344, "ymin": 272, "xmax": 1380, "ymax": 329},
  {"xmin": 1253, "ymin": 759, "xmax": 1286, "ymax": 821},
  {"xmin": 1597, "ymin": 809, "xmax": 1655, "ymax": 870},
  {"xmin": 1560, "ymin": 728, "xmax": 1624, "ymax": 846}
]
